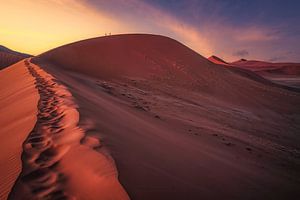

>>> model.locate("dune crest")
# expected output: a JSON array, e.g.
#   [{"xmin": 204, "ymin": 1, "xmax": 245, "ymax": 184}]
[
  {"xmin": 9, "ymin": 59, "xmax": 129, "ymax": 200},
  {"xmin": 208, "ymin": 55, "xmax": 229, "ymax": 65}
]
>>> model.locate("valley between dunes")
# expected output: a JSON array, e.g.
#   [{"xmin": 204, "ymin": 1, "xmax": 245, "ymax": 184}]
[{"xmin": 1, "ymin": 34, "xmax": 300, "ymax": 200}]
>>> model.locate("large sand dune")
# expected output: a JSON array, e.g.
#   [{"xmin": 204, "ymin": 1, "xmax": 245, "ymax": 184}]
[{"xmin": 27, "ymin": 34, "xmax": 300, "ymax": 199}]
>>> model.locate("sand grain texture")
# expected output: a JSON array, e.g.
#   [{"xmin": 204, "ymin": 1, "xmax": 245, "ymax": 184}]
[
  {"xmin": 0, "ymin": 60, "xmax": 39, "ymax": 200},
  {"xmin": 8, "ymin": 59, "xmax": 129, "ymax": 200}
]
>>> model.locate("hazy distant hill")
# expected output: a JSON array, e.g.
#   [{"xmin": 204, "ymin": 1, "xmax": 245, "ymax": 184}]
[{"xmin": 0, "ymin": 45, "xmax": 30, "ymax": 69}]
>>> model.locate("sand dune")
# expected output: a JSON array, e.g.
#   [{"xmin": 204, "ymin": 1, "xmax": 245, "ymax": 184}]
[
  {"xmin": 0, "ymin": 60, "xmax": 38, "ymax": 200},
  {"xmin": 208, "ymin": 55, "xmax": 229, "ymax": 65},
  {"xmin": 230, "ymin": 59, "xmax": 300, "ymax": 89},
  {"xmin": 208, "ymin": 56, "xmax": 300, "ymax": 89},
  {"xmin": 231, "ymin": 59, "xmax": 300, "ymax": 75},
  {"xmin": 1, "ymin": 34, "xmax": 299, "ymax": 200},
  {"xmin": 0, "ymin": 46, "xmax": 30, "ymax": 70},
  {"xmin": 33, "ymin": 34, "xmax": 299, "ymax": 106},
  {"xmin": 29, "ymin": 34, "xmax": 300, "ymax": 199},
  {"xmin": 8, "ymin": 59, "xmax": 129, "ymax": 200}
]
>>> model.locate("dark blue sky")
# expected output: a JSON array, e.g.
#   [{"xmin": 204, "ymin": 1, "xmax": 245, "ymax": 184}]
[
  {"xmin": 148, "ymin": 0, "xmax": 300, "ymax": 26},
  {"xmin": 86, "ymin": 0, "xmax": 300, "ymax": 62}
]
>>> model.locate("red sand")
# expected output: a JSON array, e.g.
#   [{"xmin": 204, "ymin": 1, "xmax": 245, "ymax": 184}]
[
  {"xmin": 231, "ymin": 59, "xmax": 300, "ymax": 75},
  {"xmin": 208, "ymin": 56, "xmax": 300, "ymax": 89},
  {"xmin": 1, "ymin": 34, "xmax": 300, "ymax": 199},
  {"xmin": 8, "ymin": 59, "xmax": 129, "ymax": 199},
  {"xmin": 208, "ymin": 55, "xmax": 229, "ymax": 66},
  {"xmin": 29, "ymin": 34, "xmax": 300, "ymax": 199}
]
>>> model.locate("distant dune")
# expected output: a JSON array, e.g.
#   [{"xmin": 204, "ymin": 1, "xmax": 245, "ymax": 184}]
[
  {"xmin": 0, "ymin": 46, "xmax": 30, "ymax": 69},
  {"xmin": 231, "ymin": 59, "xmax": 300, "ymax": 75},
  {"xmin": 208, "ymin": 55, "xmax": 300, "ymax": 89},
  {"xmin": 230, "ymin": 59, "xmax": 300, "ymax": 89},
  {"xmin": 1, "ymin": 34, "xmax": 300, "ymax": 200},
  {"xmin": 208, "ymin": 55, "xmax": 229, "ymax": 65}
]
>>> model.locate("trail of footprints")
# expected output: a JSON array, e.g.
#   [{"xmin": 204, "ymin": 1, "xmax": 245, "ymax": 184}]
[{"xmin": 10, "ymin": 60, "xmax": 84, "ymax": 200}]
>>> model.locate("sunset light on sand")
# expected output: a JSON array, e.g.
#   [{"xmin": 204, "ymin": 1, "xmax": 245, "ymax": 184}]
[{"xmin": 0, "ymin": 1, "xmax": 300, "ymax": 200}]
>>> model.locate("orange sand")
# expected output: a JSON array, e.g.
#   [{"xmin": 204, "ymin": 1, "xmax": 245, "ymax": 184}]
[{"xmin": 0, "ymin": 60, "xmax": 39, "ymax": 200}]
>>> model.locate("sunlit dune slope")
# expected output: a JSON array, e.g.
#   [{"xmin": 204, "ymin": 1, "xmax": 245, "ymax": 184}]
[
  {"xmin": 0, "ymin": 60, "xmax": 38, "ymax": 200},
  {"xmin": 208, "ymin": 55, "xmax": 229, "ymax": 65}
]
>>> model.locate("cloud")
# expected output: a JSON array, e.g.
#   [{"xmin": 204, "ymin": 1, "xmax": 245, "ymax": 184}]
[
  {"xmin": 2, "ymin": 0, "xmax": 299, "ymax": 62},
  {"xmin": 86, "ymin": 0, "xmax": 214, "ymax": 57},
  {"xmin": 268, "ymin": 56, "xmax": 286, "ymax": 62},
  {"xmin": 233, "ymin": 49, "xmax": 249, "ymax": 57},
  {"xmin": 235, "ymin": 27, "xmax": 280, "ymax": 42}
]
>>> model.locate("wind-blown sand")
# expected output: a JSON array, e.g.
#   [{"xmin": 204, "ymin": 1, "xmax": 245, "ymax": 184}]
[
  {"xmin": 29, "ymin": 34, "xmax": 300, "ymax": 199},
  {"xmin": 0, "ymin": 61, "xmax": 38, "ymax": 200}
]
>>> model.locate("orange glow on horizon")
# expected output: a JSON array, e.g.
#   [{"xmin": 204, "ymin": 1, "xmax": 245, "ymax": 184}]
[
  {"xmin": 0, "ymin": 0, "xmax": 214, "ymax": 57},
  {"xmin": 0, "ymin": 0, "xmax": 126, "ymax": 55}
]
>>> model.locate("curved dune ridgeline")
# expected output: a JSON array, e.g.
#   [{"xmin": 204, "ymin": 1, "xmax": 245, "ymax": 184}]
[
  {"xmin": 8, "ymin": 59, "xmax": 129, "ymax": 200},
  {"xmin": 0, "ymin": 60, "xmax": 39, "ymax": 200}
]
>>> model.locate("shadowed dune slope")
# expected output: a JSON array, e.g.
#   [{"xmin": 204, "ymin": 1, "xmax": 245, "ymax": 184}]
[
  {"xmin": 34, "ymin": 34, "xmax": 299, "ymax": 107},
  {"xmin": 32, "ymin": 34, "xmax": 300, "ymax": 199},
  {"xmin": 0, "ymin": 46, "xmax": 30, "ymax": 69},
  {"xmin": 0, "ymin": 60, "xmax": 38, "ymax": 200},
  {"xmin": 34, "ymin": 34, "xmax": 222, "ymax": 81}
]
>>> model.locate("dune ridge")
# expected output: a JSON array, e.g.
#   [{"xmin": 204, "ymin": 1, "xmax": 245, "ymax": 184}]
[
  {"xmin": 9, "ymin": 59, "xmax": 129, "ymax": 200},
  {"xmin": 208, "ymin": 55, "xmax": 229, "ymax": 65}
]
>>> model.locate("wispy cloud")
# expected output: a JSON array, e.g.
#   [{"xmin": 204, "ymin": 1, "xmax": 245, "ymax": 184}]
[
  {"xmin": 234, "ymin": 27, "xmax": 280, "ymax": 42},
  {"xmin": 1, "ymin": 0, "xmax": 299, "ymax": 62},
  {"xmin": 233, "ymin": 49, "xmax": 249, "ymax": 57}
]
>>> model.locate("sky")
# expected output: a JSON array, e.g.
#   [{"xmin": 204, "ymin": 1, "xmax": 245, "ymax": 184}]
[{"xmin": 1, "ymin": 0, "xmax": 300, "ymax": 62}]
